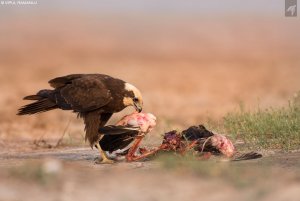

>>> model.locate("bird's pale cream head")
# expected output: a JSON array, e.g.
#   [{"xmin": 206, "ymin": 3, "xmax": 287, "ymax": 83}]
[{"xmin": 123, "ymin": 83, "xmax": 143, "ymax": 112}]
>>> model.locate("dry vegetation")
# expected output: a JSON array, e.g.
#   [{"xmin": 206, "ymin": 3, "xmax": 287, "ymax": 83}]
[{"xmin": 223, "ymin": 93, "xmax": 300, "ymax": 150}]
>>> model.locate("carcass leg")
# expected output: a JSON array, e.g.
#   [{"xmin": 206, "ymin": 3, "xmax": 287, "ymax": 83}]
[
  {"xmin": 126, "ymin": 145, "xmax": 165, "ymax": 161},
  {"xmin": 180, "ymin": 140, "xmax": 198, "ymax": 155},
  {"xmin": 126, "ymin": 136, "xmax": 144, "ymax": 162},
  {"xmin": 126, "ymin": 143, "xmax": 169, "ymax": 162}
]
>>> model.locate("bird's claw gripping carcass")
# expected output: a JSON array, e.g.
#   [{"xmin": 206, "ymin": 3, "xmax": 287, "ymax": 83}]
[{"xmin": 99, "ymin": 112, "xmax": 262, "ymax": 162}]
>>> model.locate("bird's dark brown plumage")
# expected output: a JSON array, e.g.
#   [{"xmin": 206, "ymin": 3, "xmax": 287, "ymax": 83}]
[{"xmin": 17, "ymin": 74, "xmax": 141, "ymax": 147}]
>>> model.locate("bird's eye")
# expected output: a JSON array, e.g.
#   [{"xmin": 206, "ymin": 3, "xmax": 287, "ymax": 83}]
[{"xmin": 133, "ymin": 97, "xmax": 138, "ymax": 102}]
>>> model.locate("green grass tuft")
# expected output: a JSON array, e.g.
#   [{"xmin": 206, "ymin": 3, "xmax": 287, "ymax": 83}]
[{"xmin": 223, "ymin": 92, "xmax": 300, "ymax": 150}]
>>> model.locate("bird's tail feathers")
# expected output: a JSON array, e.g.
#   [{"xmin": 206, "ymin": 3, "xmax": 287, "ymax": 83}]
[
  {"xmin": 23, "ymin": 95, "xmax": 43, "ymax": 100},
  {"xmin": 17, "ymin": 98, "xmax": 57, "ymax": 115}
]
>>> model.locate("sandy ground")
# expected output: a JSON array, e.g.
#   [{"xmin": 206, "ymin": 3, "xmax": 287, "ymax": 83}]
[
  {"xmin": 0, "ymin": 147, "xmax": 300, "ymax": 201},
  {"xmin": 0, "ymin": 5, "xmax": 300, "ymax": 201}
]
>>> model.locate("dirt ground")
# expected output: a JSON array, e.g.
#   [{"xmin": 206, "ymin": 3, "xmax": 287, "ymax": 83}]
[
  {"xmin": 0, "ymin": 147, "xmax": 300, "ymax": 201},
  {"xmin": 0, "ymin": 3, "xmax": 300, "ymax": 201}
]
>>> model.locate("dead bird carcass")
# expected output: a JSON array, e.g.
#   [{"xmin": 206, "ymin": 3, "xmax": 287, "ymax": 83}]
[
  {"xmin": 99, "ymin": 112, "xmax": 157, "ymax": 162},
  {"xmin": 98, "ymin": 113, "xmax": 262, "ymax": 162}
]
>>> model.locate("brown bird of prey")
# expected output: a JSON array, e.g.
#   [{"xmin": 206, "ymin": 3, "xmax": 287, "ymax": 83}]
[{"xmin": 17, "ymin": 74, "xmax": 143, "ymax": 163}]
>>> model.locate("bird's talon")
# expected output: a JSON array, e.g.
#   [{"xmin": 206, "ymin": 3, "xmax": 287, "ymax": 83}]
[
  {"xmin": 94, "ymin": 158, "xmax": 115, "ymax": 164},
  {"xmin": 101, "ymin": 158, "xmax": 115, "ymax": 164}
]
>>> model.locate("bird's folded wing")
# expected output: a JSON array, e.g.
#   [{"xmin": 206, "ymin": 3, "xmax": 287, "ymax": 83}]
[
  {"xmin": 59, "ymin": 77, "xmax": 112, "ymax": 112},
  {"xmin": 99, "ymin": 125, "xmax": 140, "ymax": 135},
  {"xmin": 49, "ymin": 74, "xmax": 84, "ymax": 88}
]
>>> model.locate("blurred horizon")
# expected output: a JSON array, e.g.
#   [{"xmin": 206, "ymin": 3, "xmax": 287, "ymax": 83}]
[{"xmin": 1, "ymin": 0, "xmax": 299, "ymax": 63}]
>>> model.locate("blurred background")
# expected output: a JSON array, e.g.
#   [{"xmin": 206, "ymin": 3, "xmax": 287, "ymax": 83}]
[
  {"xmin": 0, "ymin": 1, "xmax": 300, "ymax": 200},
  {"xmin": 0, "ymin": 0, "xmax": 299, "ymax": 141}
]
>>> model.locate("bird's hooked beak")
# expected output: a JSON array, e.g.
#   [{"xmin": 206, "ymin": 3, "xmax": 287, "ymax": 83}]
[{"xmin": 134, "ymin": 102, "xmax": 143, "ymax": 113}]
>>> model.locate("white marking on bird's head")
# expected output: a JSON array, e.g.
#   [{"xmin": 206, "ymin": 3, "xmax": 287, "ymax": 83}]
[
  {"xmin": 125, "ymin": 83, "xmax": 142, "ymax": 100},
  {"xmin": 123, "ymin": 83, "xmax": 143, "ymax": 112}
]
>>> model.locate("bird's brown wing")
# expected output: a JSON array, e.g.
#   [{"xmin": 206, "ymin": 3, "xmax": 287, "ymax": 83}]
[
  {"xmin": 48, "ymin": 74, "xmax": 84, "ymax": 88},
  {"xmin": 49, "ymin": 74, "xmax": 113, "ymax": 145},
  {"xmin": 58, "ymin": 76, "xmax": 112, "ymax": 112}
]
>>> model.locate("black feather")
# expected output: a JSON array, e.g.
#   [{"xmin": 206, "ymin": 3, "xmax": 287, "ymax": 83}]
[
  {"xmin": 232, "ymin": 152, "xmax": 262, "ymax": 161},
  {"xmin": 99, "ymin": 125, "xmax": 139, "ymax": 135},
  {"xmin": 17, "ymin": 99, "xmax": 57, "ymax": 115},
  {"xmin": 182, "ymin": 125, "xmax": 214, "ymax": 141},
  {"xmin": 99, "ymin": 126, "xmax": 139, "ymax": 152}
]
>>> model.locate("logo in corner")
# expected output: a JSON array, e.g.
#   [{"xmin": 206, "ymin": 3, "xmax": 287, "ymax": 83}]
[{"xmin": 285, "ymin": 0, "xmax": 297, "ymax": 17}]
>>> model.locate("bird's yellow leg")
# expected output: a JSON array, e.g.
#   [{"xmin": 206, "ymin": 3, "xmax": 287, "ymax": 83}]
[{"xmin": 95, "ymin": 143, "xmax": 114, "ymax": 164}]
